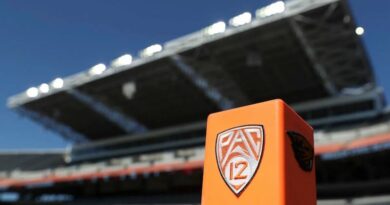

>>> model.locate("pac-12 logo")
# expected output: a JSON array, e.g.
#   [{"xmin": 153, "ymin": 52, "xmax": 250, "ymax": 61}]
[{"xmin": 216, "ymin": 125, "xmax": 264, "ymax": 195}]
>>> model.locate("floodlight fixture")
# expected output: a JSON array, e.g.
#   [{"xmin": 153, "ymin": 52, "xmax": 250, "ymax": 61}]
[
  {"xmin": 88, "ymin": 63, "xmax": 107, "ymax": 76},
  {"xmin": 256, "ymin": 1, "xmax": 285, "ymax": 18},
  {"xmin": 229, "ymin": 12, "xmax": 252, "ymax": 27},
  {"xmin": 355, "ymin": 27, "xmax": 365, "ymax": 36},
  {"xmin": 39, "ymin": 83, "xmax": 50, "ymax": 93},
  {"xmin": 26, "ymin": 87, "xmax": 39, "ymax": 98},
  {"xmin": 111, "ymin": 54, "xmax": 133, "ymax": 68},
  {"xmin": 140, "ymin": 44, "xmax": 163, "ymax": 58},
  {"xmin": 205, "ymin": 21, "xmax": 226, "ymax": 35},
  {"xmin": 51, "ymin": 78, "xmax": 64, "ymax": 89}
]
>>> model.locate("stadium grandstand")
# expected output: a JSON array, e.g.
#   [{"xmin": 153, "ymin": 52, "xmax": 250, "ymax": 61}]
[{"xmin": 2, "ymin": 0, "xmax": 390, "ymax": 204}]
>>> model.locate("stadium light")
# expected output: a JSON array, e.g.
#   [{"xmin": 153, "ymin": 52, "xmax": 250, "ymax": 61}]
[
  {"xmin": 26, "ymin": 87, "xmax": 39, "ymax": 98},
  {"xmin": 111, "ymin": 54, "xmax": 133, "ymax": 68},
  {"xmin": 205, "ymin": 21, "xmax": 226, "ymax": 35},
  {"xmin": 39, "ymin": 83, "xmax": 50, "ymax": 94},
  {"xmin": 140, "ymin": 44, "xmax": 163, "ymax": 58},
  {"xmin": 256, "ymin": 1, "xmax": 285, "ymax": 18},
  {"xmin": 51, "ymin": 78, "xmax": 64, "ymax": 89},
  {"xmin": 88, "ymin": 63, "xmax": 107, "ymax": 76},
  {"xmin": 229, "ymin": 12, "xmax": 252, "ymax": 27},
  {"xmin": 355, "ymin": 26, "xmax": 365, "ymax": 36},
  {"xmin": 122, "ymin": 81, "xmax": 137, "ymax": 100}
]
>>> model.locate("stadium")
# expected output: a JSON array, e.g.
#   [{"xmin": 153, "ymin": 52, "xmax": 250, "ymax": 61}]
[{"xmin": 1, "ymin": 0, "xmax": 390, "ymax": 204}]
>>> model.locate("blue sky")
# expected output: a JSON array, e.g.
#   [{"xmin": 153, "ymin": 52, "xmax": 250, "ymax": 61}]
[{"xmin": 0, "ymin": 0, "xmax": 389, "ymax": 149}]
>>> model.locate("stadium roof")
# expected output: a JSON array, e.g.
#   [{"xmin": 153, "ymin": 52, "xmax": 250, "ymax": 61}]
[
  {"xmin": 0, "ymin": 151, "xmax": 64, "ymax": 172},
  {"xmin": 7, "ymin": 0, "xmax": 381, "ymax": 142}
]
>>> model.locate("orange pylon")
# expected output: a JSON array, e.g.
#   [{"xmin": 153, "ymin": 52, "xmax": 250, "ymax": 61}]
[{"xmin": 202, "ymin": 99, "xmax": 316, "ymax": 205}]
